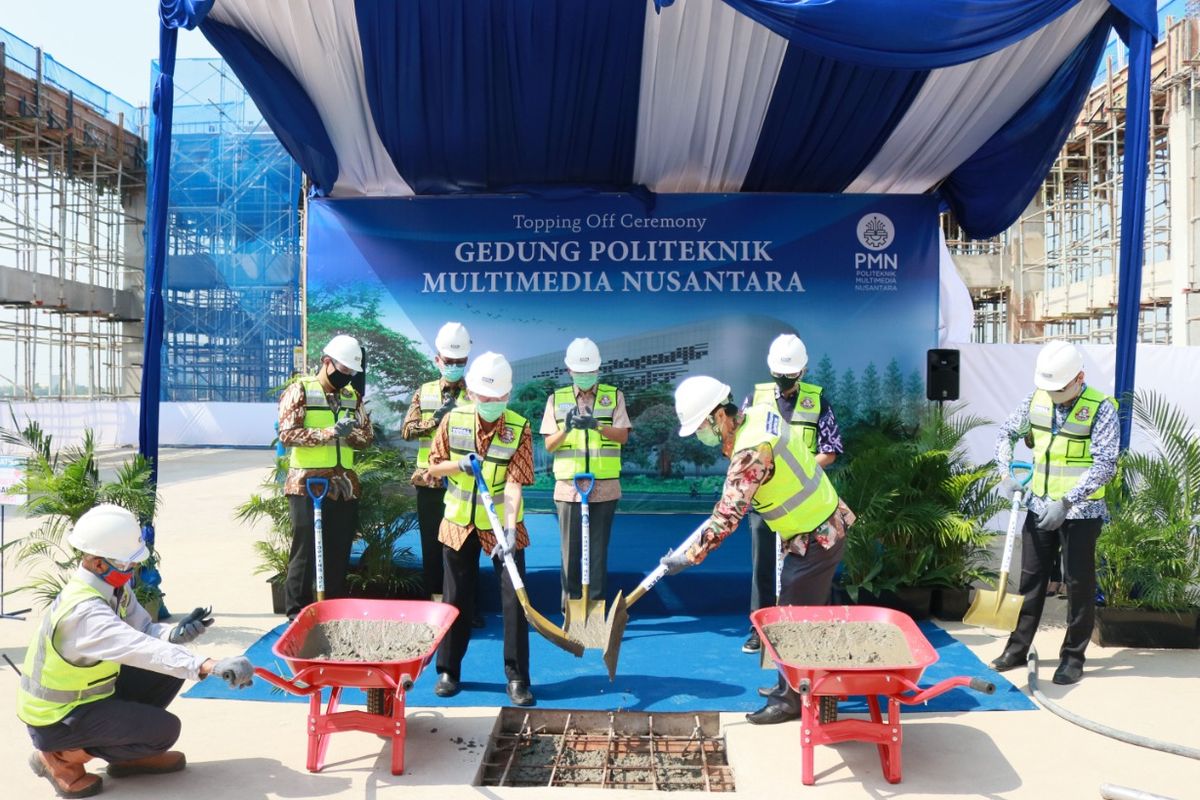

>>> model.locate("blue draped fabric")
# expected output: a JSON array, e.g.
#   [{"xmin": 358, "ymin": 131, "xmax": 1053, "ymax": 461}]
[
  {"xmin": 742, "ymin": 49, "xmax": 927, "ymax": 192},
  {"xmin": 354, "ymin": 0, "xmax": 645, "ymax": 193},
  {"xmin": 199, "ymin": 20, "xmax": 339, "ymax": 194},
  {"xmin": 1113, "ymin": 17, "xmax": 1155, "ymax": 448},
  {"xmin": 940, "ymin": 16, "xmax": 1113, "ymax": 239},
  {"xmin": 714, "ymin": 0, "xmax": 1079, "ymax": 68}
]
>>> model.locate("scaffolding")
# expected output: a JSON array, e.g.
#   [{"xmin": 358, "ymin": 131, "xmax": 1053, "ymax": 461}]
[
  {"xmin": 161, "ymin": 59, "xmax": 303, "ymax": 402},
  {"xmin": 0, "ymin": 27, "xmax": 146, "ymax": 400},
  {"xmin": 945, "ymin": 13, "xmax": 1197, "ymax": 345}
]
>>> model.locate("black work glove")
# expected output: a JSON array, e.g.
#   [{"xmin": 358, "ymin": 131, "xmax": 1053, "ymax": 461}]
[
  {"xmin": 168, "ymin": 606, "xmax": 214, "ymax": 644},
  {"xmin": 332, "ymin": 417, "xmax": 356, "ymax": 438},
  {"xmin": 575, "ymin": 413, "xmax": 599, "ymax": 431},
  {"xmin": 431, "ymin": 396, "xmax": 457, "ymax": 426}
]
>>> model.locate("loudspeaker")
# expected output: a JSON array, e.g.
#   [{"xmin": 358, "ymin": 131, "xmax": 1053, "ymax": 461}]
[{"xmin": 926, "ymin": 349, "xmax": 960, "ymax": 401}]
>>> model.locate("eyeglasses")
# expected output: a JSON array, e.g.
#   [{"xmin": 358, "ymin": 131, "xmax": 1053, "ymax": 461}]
[
  {"xmin": 101, "ymin": 557, "xmax": 135, "ymax": 572},
  {"xmin": 770, "ymin": 372, "xmax": 802, "ymax": 379},
  {"xmin": 441, "ymin": 357, "xmax": 468, "ymax": 367}
]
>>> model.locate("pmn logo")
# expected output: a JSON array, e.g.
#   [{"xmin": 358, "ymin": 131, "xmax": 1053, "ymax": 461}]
[{"xmin": 856, "ymin": 213, "xmax": 894, "ymax": 251}]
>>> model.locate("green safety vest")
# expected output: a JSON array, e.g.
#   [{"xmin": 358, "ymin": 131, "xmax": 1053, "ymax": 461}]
[
  {"xmin": 288, "ymin": 376, "xmax": 359, "ymax": 470},
  {"xmin": 16, "ymin": 577, "xmax": 131, "ymax": 727},
  {"xmin": 1028, "ymin": 386, "xmax": 1115, "ymax": 501},
  {"xmin": 753, "ymin": 381, "xmax": 823, "ymax": 455},
  {"xmin": 443, "ymin": 406, "xmax": 528, "ymax": 531},
  {"xmin": 551, "ymin": 384, "xmax": 623, "ymax": 480},
  {"xmin": 415, "ymin": 379, "xmax": 467, "ymax": 470},
  {"xmin": 734, "ymin": 404, "xmax": 840, "ymax": 539}
]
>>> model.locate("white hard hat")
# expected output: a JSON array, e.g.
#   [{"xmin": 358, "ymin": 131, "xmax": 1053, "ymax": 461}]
[
  {"xmin": 674, "ymin": 376, "xmax": 732, "ymax": 436},
  {"xmin": 564, "ymin": 337, "xmax": 601, "ymax": 372},
  {"xmin": 67, "ymin": 504, "xmax": 148, "ymax": 563},
  {"xmin": 767, "ymin": 334, "xmax": 808, "ymax": 375},
  {"xmin": 322, "ymin": 334, "xmax": 363, "ymax": 373},
  {"xmin": 465, "ymin": 351, "xmax": 513, "ymax": 398},
  {"xmin": 434, "ymin": 322, "xmax": 471, "ymax": 359},
  {"xmin": 1034, "ymin": 340, "xmax": 1084, "ymax": 390}
]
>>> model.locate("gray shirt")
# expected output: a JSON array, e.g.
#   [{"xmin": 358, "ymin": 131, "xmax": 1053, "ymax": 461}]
[{"xmin": 994, "ymin": 385, "xmax": 1119, "ymax": 520}]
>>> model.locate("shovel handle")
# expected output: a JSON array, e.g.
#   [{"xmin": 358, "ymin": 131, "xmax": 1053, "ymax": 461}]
[
  {"xmin": 997, "ymin": 462, "xmax": 1034, "ymax": 579},
  {"xmin": 1009, "ymin": 460, "xmax": 1034, "ymax": 486},
  {"xmin": 626, "ymin": 522, "xmax": 707, "ymax": 609},
  {"xmin": 576, "ymin": 473, "xmax": 594, "ymax": 590},
  {"xmin": 307, "ymin": 477, "xmax": 328, "ymax": 601},
  {"xmin": 306, "ymin": 477, "xmax": 329, "ymax": 504},
  {"xmin": 468, "ymin": 455, "xmax": 526, "ymax": 592}
]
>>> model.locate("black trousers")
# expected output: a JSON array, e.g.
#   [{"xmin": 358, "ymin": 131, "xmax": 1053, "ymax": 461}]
[
  {"xmin": 285, "ymin": 494, "xmax": 358, "ymax": 617},
  {"xmin": 556, "ymin": 498, "xmax": 618, "ymax": 609},
  {"xmin": 748, "ymin": 511, "xmax": 778, "ymax": 613},
  {"xmin": 27, "ymin": 666, "xmax": 184, "ymax": 762},
  {"xmin": 764, "ymin": 535, "xmax": 845, "ymax": 713},
  {"xmin": 417, "ymin": 486, "xmax": 447, "ymax": 597},
  {"xmin": 436, "ymin": 536, "xmax": 530, "ymax": 683},
  {"xmin": 1003, "ymin": 514, "xmax": 1101, "ymax": 667}
]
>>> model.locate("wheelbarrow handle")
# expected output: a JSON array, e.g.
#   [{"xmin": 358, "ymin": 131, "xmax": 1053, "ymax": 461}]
[
  {"xmin": 253, "ymin": 665, "xmax": 323, "ymax": 697},
  {"xmin": 252, "ymin": 665, "xmax": 416, "ymax": 695}
]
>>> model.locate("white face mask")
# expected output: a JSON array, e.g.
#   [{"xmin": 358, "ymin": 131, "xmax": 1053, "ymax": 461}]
[
  {"xmin": 695, "ymin": 417, "xmax": 722, "ymax": 447},
  {"xmin": 1048, "ymin": 378, "xmax": 1082, "ymax": 405}
]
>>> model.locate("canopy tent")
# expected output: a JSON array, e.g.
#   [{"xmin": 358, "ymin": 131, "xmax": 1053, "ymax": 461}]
[{"xmin": 144, "ymin": 0, "xmax": 1157, "ymax": 526}]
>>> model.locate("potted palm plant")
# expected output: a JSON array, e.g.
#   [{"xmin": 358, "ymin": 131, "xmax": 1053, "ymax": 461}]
[
  {"xmin": 235, "ymin": 456, "xmax": 293, "ymax": 614},
  {"xmin": 833, "ymin": 405, "xmax": 1000, "ymax": 620},
  {"xmin": 1094, "ymin": 392, "xmax": 1200, "ymax": 648},
  {"xmin": 0, "ymin": 419, "xmax": 159, "ymax": 610}
]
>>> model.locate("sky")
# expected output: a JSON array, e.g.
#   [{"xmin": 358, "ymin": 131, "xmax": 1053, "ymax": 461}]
[{"xmin": 0, "ymin": 2, "xmax": 219, "ymax": 105}]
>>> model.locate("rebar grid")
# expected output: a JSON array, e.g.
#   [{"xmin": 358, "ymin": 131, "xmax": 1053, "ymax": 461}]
[{"xmin": 479, "ymin": 710, "xmax": 734, "ymax": 791}]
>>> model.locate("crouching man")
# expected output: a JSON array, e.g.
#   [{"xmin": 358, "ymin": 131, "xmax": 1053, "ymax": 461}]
[{"xmin": 16, "ymin": 504, "xmax": 254, "ymax": 798}]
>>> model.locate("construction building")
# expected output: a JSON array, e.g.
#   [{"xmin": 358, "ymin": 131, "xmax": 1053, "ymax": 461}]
[
  {"xmin": 160, "ymin": 59, "xmax": 303, "ymax": 403},
  {"xmin": 948, "ymin": 4, "xmax": 1200, "ymax": 346},
  {"xmin": 0, "ymin": 27, "xmax": 145, "ymax": 399}
]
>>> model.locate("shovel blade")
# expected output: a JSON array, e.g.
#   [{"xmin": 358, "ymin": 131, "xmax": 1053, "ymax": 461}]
[
  {"xmin": 517, "ymin": 588, "xmax": 584, "ymax": 657},
  {"xmin": 564, "ymin": 599, "xmax": 610, "ymax": 650},
  {"xmin": 602, "ymin": 591, "xmax": 629, "ymax": 681},
  {"xmin": 962, "ymin": 588, "xmax": 1023, "ymax": 632}
]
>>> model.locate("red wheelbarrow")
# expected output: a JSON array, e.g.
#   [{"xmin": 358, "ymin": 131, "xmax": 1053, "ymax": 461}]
[
  {"xmin": 253, "ymin": 598, "xmax": 458, "ymax": 776},
  {"xmin": 750, "ymin": 605, "xmax": 995, "ymax": 785}
]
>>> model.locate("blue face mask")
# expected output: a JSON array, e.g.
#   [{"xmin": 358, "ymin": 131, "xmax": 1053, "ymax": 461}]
[
  {"xmin": 440, "ymin": 364, "xmax": 465, "ymax": 382},
  {"xmin": 572, "ymin": 372, "xmax": 599, "ymax": 391},
  {"xmin": 477, "ymin": 400, "xmax": 507, "ymax": 422}
]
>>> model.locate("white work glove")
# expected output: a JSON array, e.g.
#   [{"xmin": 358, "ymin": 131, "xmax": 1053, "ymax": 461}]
[
  {"xmin": 457, "ymin": 453, "xmax": 479, "ymax": 474},
  {"xmin": 660, "ymin": 549, "xmax": 693, "ymax": 577},
  {"xmin": 1036, "ymin": 497, "xmax": 1070, "ymax": 531},
  {"xmin": 996, "ymin": 475, "xmax": 1025, "ymax": 500},
  {"xmin": 212, "ymin": 656, "xmax": 255, "ymax": 689}
]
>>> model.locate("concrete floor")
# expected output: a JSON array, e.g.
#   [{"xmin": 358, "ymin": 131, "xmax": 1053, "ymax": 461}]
[{"xmin": 1, "ymin": 447, "xmax": 1197, "ymax": 799}]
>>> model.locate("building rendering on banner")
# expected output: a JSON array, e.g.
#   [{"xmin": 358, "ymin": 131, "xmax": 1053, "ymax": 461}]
[{"xmin": 510, "ymin": 315, "xmax": 798, "ymax": 403}]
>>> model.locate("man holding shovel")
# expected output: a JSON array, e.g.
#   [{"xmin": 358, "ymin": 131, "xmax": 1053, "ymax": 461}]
[
  {"xmin": 989, "ymin": 341, "xmax": 1118, "ymax": 685},
  {"xmin": 277, "ymin": 334, "xmax": 372, "ymax": 619},
  {"xmin": 426, "ymin": 352, "xmax": 538, "ymax": 706},
  {"xmin": 665, "ymin": 376, "xmax": 856, "ymax": 725},
  {"xmin": 742, "ymin": 333, "xmax": 844, "ymax": 655},
  {"xmin": 16, "ymin": 505, "xmax": 254, "ymax": 798},
  {"xmin": 540, "ymin": 338, "xmax": 631, "ymax": 635}
]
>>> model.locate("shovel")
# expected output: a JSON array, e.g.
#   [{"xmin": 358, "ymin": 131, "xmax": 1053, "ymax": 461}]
[
  {"xmin": 306, "ymin": 477, "xmax": 330, "ymax": 602},
  {"xmin": 602, "ymin": 521, "xmax": 707, "ymax": 680},
  {"xmin": 564, "ymin": 473, "xmax": 608, "ymax": 648},
  {"xmin": 963, "ymin": 461, "xmax": 1034, "ymax": 632},
  {"xmin": 467, "ymin": 455, "xmax": 583, "ymax": 657}
]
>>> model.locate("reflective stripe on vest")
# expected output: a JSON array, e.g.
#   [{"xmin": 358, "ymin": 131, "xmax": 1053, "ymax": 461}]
[
  {"xmin": 734, "ymin": 404, "xmax": 839, "ymax": 538},
  {"xmin": 416, "ymin": 380, "xmax": 466, "ymax": 470},
  {"xmin": 752, "ymin": 382, "xmax": 822, "ymax": 454},
  {"xmin": 288, "ymin": 377, "xmax": 359, "ymax": 470},
  {"xmin": 444, "ymin": 406, "xmax": 527, "ymax": 531},
  {"xmin": 551, "ymin": 384, "xmax": 623, "ymax": 480},
  {"xmin": 1028, "ymin": 386, "xmax": 1114, "ymax": 500},
  {"xmin": 16, "ymin": 579, "xmax": 129, "ymax": 727}
]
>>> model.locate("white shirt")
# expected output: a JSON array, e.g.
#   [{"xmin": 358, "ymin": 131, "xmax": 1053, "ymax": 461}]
[{"xmin": 54, "ymin": 567, "xmax": 207, "ymax": 681}]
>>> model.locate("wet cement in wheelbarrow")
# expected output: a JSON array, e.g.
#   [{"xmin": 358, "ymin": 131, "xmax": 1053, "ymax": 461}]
[
  {"xmin": 296, "ymin": 619, "xmax": 439, "ymax": 662},
  {"xmin": 763, "ymin": 621, "xmax": 914, "ymax": 667}
]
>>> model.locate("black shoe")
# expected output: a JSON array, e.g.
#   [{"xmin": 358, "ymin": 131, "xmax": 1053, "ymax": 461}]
[
  {"xmin": 741, "ymin": 631, "xmax": 761, "ymax": 654},
  {"xmin": 1052, "ymin": 661, "xmax": 1083, "ymax": 685},
  {"xmin": 472, "ymin": 611, "xmax": 486, "ymax": 629},
  {"xmin": 757, "ymin": 685, "xmax": 774, "ymax": 698},
  {"xmin": 506, "ymin": 680, "xmax": 535, "ymax": 707},
  {"xmin": 433, "ymin": 674, "xmax": 460, "ymax": 698},
  {"xmin": 990, "ymin": 651, "xmax": 1026, "ymax": 672},
  {"xmin": 746, "ymin": 703, "xmax": 799, "ymax": 725}
]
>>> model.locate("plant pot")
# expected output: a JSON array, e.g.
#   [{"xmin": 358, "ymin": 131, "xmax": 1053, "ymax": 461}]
[
  {"xmin": 831, "ymin": 585, "xmax": 932, "ymax": 620},
  {"xmin": 270, "ymin": 578, "xmax": 286, "ymax": 615},
  {"xmin": 932, "ymin": 586, "xmax": 972, "ymax": 621},
  {"xmin": 1092, "ymin": 606, "xmax": 1200, "ymax": 649},
  {"xmin": 141, "ymin": 596, "xmax": 163, "ymax": 621}
]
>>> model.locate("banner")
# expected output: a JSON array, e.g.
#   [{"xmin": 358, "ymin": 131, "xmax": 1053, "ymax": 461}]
[{"xmin": 306, "ymin": 192, "xmax": 939, "ymax": 511}]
